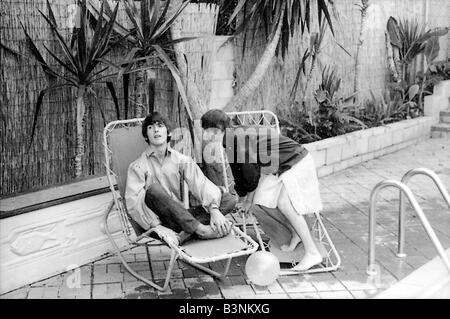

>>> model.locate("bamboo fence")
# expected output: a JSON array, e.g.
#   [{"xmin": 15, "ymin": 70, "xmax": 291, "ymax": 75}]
[{"xmin": 0, "ymin": 0, "xmax": 177, "ymax": 197}]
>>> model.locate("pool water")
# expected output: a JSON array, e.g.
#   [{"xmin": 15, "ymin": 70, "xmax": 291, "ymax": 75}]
[{"xmin": 375, "ymin": 249, "xmax": 450, "ymax": 299}]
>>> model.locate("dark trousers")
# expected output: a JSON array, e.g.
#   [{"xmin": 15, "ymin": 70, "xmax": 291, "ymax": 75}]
[{"xmin": 144, "ymin": 183, "xmax": 237, "ymax": 234}]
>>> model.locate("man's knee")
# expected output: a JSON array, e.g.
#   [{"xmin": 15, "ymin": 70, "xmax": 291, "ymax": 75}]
[
  {"xmin": 144, "ymin": 182, "xmax": 173, "ymax": 211},
  {"xmin": 146, "ymin": 182, "xmax": 168, "ymax": 197}
]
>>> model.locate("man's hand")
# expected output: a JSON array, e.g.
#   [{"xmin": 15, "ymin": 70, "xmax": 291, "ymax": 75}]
[
  {"xmin": 237, "ymin": 196, "xmax": 247, "ymax": 203},
  {"xmin": 154, "ymin": 225, "xmax": 180, "ymax": 246},
  {"xmin": 236, "ymin": 200, "xmax": 252, "ymax": 216},
  {"xmin": 209, "ymin": 208, "xmax": 232, "ymax": 237}
]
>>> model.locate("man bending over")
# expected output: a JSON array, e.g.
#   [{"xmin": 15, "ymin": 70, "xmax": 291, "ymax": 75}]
[{"xmin": 125, "ymin": 112, "xmax": 235, "ymax": 246}]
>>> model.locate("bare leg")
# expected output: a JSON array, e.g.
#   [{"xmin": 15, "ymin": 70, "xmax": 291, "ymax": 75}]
[
  {"xmin": 280, "ymin": 223, "xmax": 302, "ymax": 252},
  {"xmin": 277, "ymin": 187, "xmax": 322, "ymax": 271}
]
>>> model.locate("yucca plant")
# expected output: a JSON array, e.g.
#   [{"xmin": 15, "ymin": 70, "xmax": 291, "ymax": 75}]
[
  {"xmin": 387, "ymin": 17, "xmax": 449, "ymax": 85},
  {"xmin": 289, "ymin": 17, "xmax": 330, "ymax": 102},
  {"xmin": 22, "ymin": 0, "xmax": 121, "ymax": 177},
  {"xmin": 287, "ymin": 14, "xmax": 350, "ymax": 129},
  {"xmin": 361, "ymin": 88, "xmax": 419, "ymax": 127},
  {"xmin": 90, "ymin": 0, "xmax": 194, "ymax": 118},
  {"xmin": 313, "ymin": 66, "xmax": 366, "ymax": 138},
  {"xmin": 386, "ymin": 17, "xmax": 448, "ymax": 114},
  {"xmin": 318, "ymin": 66, "xmax": 342, "ymax": 101}
]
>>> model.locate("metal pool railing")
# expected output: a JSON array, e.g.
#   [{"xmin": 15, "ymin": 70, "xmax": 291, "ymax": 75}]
[{"xmin": 367, "ymin": 168, "xmax": 450, "ymax": 276}]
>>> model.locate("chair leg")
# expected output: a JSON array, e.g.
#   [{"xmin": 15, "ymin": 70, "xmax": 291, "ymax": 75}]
[
  {"xmin": 314, "ymin": 212, "xmax": 341, "ymax": 270},
  {"xmin": 103, "ymin": 200, "xmax": 171, "ymax": 291},
  {"xmin": 161, "ymin": 250, "xmax": 178, "ymax": 291},
  {"xmin": 278, "ymin": 212, "xmax": 341, "ymax": 275},
  {"xmin": 145, "ymin": 246, "xmax": 152, "ymax": 273},
  {"xmin": 180, "ymin": 259, "xmax": 230, "ymax": 279},
  {"xmin": 223, "ymin": 258, "xmax": 232, "ymax": 276}
]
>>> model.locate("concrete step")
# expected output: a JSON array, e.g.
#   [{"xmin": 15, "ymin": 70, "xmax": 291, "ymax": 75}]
[
  {"xmin": 431, "ymin": 123, "xmax": 450, "ymax": 138},
  {"xmin": 440, "ymin": 110, "xmax": 450, "ymax": 124}
]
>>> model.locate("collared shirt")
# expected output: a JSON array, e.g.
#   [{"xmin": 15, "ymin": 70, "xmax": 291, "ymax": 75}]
[
  {"xmin": 223, "ymin": 126, "xmax": 309, "ymax": 197},
  {"xmin": 125, "ymin": 145, "xmax": 222, "ymax": 230}
]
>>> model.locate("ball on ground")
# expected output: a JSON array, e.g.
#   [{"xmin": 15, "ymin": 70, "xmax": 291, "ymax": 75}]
[{"xmin": 245, "ymin": 251, "xmax": 280, "ymax": 286}]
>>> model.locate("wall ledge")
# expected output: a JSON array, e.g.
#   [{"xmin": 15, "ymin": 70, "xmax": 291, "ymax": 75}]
[
  {"xmin": 304, "ymin": 116, "xmax": 433, "ymax": 177},
  {"xmin": 0, "ymin": 176, "xmax": 112, "ymax": 219}
]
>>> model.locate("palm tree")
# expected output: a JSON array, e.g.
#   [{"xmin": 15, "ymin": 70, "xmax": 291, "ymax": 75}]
[
  {"xmin": 22, "ymin": 0, "xmax": 120, "ymax": 177},
  {"xmin": 164, "ymin": 0, "xmax": 335, "ymax": 114},
  {"xmin": 222, "ymin": 0, "xmax": 335, "ymax": 112}
]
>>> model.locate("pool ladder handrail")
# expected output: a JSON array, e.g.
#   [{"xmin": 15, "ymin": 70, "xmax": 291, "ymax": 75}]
[{"xmin": 367, "ymin": 168, "xmax": 450, "ymax": 276}]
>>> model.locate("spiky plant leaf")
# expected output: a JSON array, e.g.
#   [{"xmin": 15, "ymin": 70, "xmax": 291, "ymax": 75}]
[
  {"xmin": 106, "ymin": 81, "xmax": 120, "ymax": 120},
  {"xmin": 30, "ymin": 84, "xmax": 72, "ymax": 146},
  {"xmin": 20, "ymin": 22, "xmax": 57, "ymax": 79},
  {"xmin": 407, "ymin": 84, "xmax": 419, "ymax": 101},
  {"xmin": 387, "ymin": 17, "xmax": 402, "ymax": 48},
  {"xmin": 228, "ymin": 0, "xmax": 334, "ymax": 59},
  {"xmin": 153, "ymin": 44, "xmax": 194, "ymax": 121}
]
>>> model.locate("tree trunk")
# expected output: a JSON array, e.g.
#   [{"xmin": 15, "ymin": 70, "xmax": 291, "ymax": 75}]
[
  {"xmin": 148, "ymin": 70, "xmax": 156, "ymax": 114},
  {"xmin": 353, "ymin": 1, "xmax": 370, "ymax": 104},
  {"xmin": 74, "ymin": 85, "xmax": 87, "ymax": 178},
  {"xmin": 302, "ymin": 55, "xmax": 319, "ymax": 125},
  {"xmin": 223, "ymin": 4, "xmax": 286, "ymax": 112},
  {"xmin": 133, "ymin": 66, "xmax": 147, "ymax": 118}
]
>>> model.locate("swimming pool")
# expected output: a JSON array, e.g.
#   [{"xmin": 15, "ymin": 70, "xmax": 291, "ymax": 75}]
[{"xmin": 375, "ymin": 249, "xmax": 450, "ymax": 299}]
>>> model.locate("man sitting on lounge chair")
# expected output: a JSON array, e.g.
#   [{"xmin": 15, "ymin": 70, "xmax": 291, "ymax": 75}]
[{"xmin": 125, "ymin": 112, "xmax": 236, "ymax": 246}]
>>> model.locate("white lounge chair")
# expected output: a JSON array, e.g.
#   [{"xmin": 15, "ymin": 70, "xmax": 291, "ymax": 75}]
[{"xmin": 102, "ymin": 118, "xmax": 258, "ymax": 291}]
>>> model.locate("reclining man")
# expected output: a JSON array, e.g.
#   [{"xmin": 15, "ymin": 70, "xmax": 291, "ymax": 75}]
[{"xmin": 125, "ymin": 112, "xmax": 236, "ymax": 246}]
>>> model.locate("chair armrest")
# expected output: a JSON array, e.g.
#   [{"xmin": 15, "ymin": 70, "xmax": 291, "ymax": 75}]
[
  {"xmin": 135, "ymin": 227, "xmax": 158, "ymax": 242},
  {"xmin": 136, "ymin": 226, "xmax": 180, "ymax": 250}
]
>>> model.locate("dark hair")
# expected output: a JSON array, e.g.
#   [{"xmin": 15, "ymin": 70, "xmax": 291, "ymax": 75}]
[
  {"xmin": 201, "ymin": 109, "xmax": 230, "ymax": 132},
  {"xmin": 142, "ymin": 112, "xmax": 172, "ymax": 143}
]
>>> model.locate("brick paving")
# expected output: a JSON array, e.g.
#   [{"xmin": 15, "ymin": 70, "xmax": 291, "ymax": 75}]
[{"xmin": 1, "ymin": 137, "xmax": 449, "ymax": 299}]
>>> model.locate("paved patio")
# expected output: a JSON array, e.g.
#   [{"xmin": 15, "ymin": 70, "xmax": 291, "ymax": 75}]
[{"xmin": 2, "ymin": 137, "xmax": 449, "ymax": 299}]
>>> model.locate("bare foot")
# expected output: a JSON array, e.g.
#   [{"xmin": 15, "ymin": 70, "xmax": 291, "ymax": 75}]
[
  {"xmin": 291, "ymin": 252, "xmax": 323, "ymax": 271},
  {"xmin": 280, "ymin": 233, "xmax": 302, "ymax": 252},
  {"xmin": 195, "ymin": 224, "xmax": 223, "ymax": 239}
]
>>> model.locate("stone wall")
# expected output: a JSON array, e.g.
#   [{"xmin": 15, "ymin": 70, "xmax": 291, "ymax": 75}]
[{"xmin": 305, "ymin": 117, "xmax": 434, "ymax": 177}]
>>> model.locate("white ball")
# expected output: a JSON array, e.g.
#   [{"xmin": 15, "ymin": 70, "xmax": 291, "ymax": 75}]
[{"xmin": 245, "ymin": 251, "xmax": 280, "ymax": 286}]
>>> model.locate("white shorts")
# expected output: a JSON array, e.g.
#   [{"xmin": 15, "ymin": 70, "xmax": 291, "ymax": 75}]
[{"xmin": 252, "ymin": 153, "xmax": 323, "ymax": 215}]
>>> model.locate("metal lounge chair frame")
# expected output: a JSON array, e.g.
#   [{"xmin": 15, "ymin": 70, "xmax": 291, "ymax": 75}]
[
  {"xmin": 226, "ymin": 110, "xmax": 341, "ymax": 275},
  {"xmin": 102, "ymin": 118, "xmax": 258, "ymax": 291}
]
